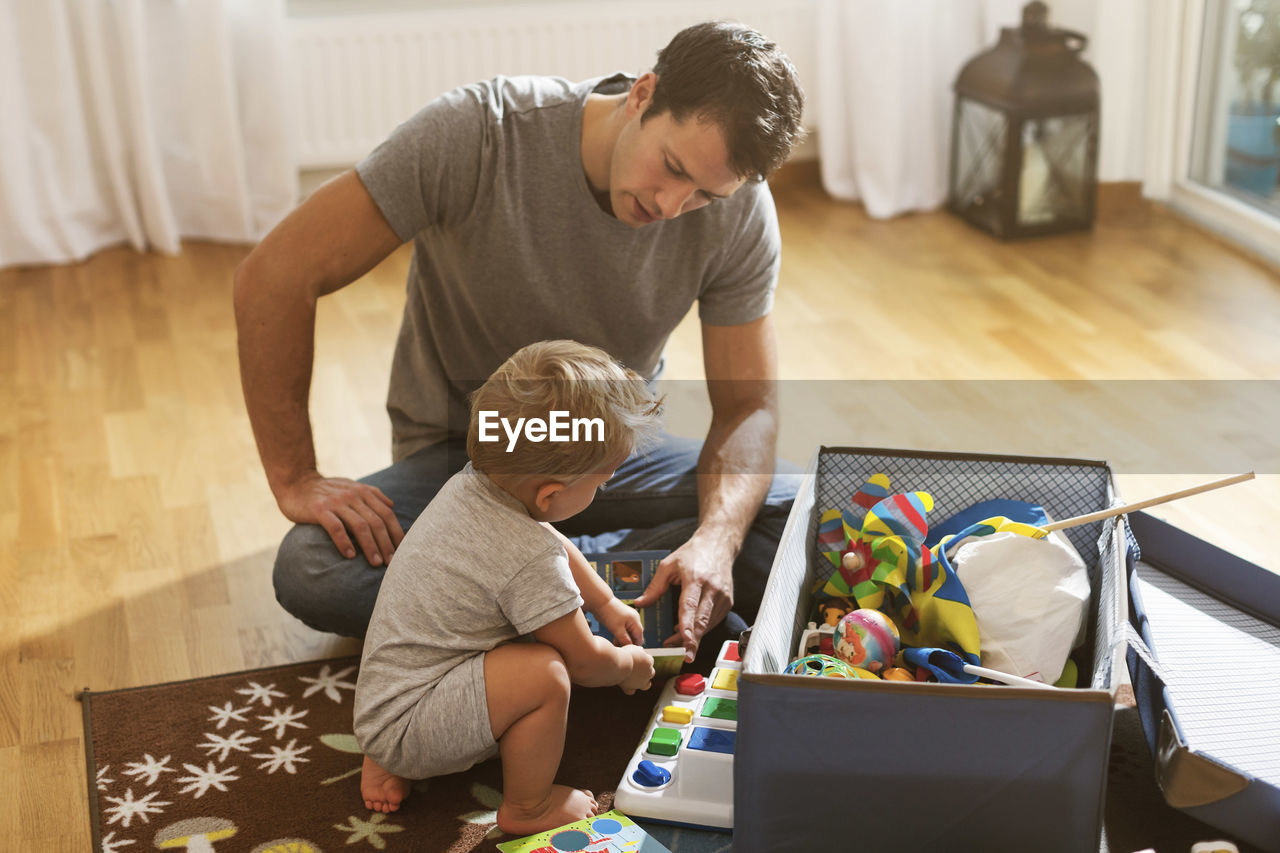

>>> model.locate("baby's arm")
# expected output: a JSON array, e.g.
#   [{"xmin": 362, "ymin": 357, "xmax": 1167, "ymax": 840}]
[
  {"xmin": 533, "ymin": 610, "xmax": 654, "ymax": 694},
  {"xmin": 542, "ymin": 524, "xmax": 644, "ymax": 646}
]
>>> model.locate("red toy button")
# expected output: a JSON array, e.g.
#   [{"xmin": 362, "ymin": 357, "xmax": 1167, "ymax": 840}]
[{"xmin": 674, "ymin": 673, "xmax": 706, "ymax": 696}]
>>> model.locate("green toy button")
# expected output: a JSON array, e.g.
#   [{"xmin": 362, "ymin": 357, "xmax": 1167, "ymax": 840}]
[
  {"xmin": 647, "ymin": 727, "xmax": 682, "ymax": 756},
  {"xmin": 700, "ymin": 697, "xmax": 738, "ymax": 721}
]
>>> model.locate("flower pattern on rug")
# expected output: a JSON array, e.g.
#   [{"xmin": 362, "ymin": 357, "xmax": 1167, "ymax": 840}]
[
  {"xmin": 86, "ymin": 658, "xmax": 730, "ymax": 853},
  {"xmin": 254, "ymin": 738, "xmax": 313, "ymax": 774},
  {"xmin": 122, "ymin": 754, "xmax": 175, "ymax": 787},
  {"xmin": 99, "ymin": 830, "xmax": 137, "ymax": 852},
  {"xmin": 207, "ymin": 701, "xmax": 252, "ymax": 729},
  {"xmin": 258, "ymin": 705, "xmax": 309, "ymax": 740},
  {"xmin": 90, "ymin": 662, "xmax": 372, "ymax": 850},
  {"xmin": 175, "ymin": 761, "xmax": 240, "ymax": 798},
  {"xmin": 458, "ymin": 782, "xmax": 505, "ymax": 841},
  {"xmin": 333, "ymin": 813, "xmax": 404, "ymax": 849},
  {"xmin": 102, "ymin": 788, "xmax": 172, "ymax": 828},
  {"xmin": 298, "ymin": 664, "xmax": 357, "ymax": 703}
]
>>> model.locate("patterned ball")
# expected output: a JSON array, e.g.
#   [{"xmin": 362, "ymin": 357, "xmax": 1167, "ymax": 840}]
[
  {"xmin": 834, "ymin": 609, "xmax": 900, "ymax": 673},
  {"xmin": 784, "ymin": 654, "xmax": 859, "ymax": 678}
]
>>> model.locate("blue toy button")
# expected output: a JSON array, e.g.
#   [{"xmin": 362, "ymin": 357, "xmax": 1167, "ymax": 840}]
[
  {"xmin": 688, "ymin": 726, "xmax": 736, "ymax": 755},
  {"xmin": 633, "ymin": 758, "xmax": 672, "ymax": 788}
]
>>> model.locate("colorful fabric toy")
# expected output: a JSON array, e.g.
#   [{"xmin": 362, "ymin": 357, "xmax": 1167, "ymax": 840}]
[
  {"xmin": 816, "ymin": 474, "xmax": 982, "ymax": 667},
  {"xmin": 815, "ymin": 472, "xmax": 890, "ymax": 600}
]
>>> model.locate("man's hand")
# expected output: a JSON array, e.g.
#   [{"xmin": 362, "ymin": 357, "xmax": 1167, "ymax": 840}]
[
  {"xmin": 631, "ymin": 536, "xmax": 734, "ymax": 662},
  {"xmin": 592, "ymin": 597, "xmax": 645, "ymax": 647},
  {"xmin": 277, "ymin": 473, "xmax": 404, "ymax": 567}
]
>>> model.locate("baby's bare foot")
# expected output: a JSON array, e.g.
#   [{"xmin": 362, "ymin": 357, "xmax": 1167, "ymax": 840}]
[
  {"xmin": 496, "ymin": 784, "xmax": 600, "ymax": 835},
  {"xmin": 361, "ymin": 754, "xmax": 412, "ymax": 813}
]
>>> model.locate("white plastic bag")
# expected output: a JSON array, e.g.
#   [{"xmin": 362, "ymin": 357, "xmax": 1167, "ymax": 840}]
[{"xmin": 946, "ymin": 530, "xmax": 1090, "ymax": 683}]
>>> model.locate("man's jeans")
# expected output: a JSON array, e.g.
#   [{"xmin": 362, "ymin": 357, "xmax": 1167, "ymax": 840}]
[{"xmin": 273, "ymin": 433, "xmax": 801, "ymax": 639}]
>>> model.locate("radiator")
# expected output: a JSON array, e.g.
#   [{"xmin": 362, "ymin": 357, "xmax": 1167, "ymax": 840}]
[{"xmin": 289, "ymin": 1, "xmax": 816, "ymax": 169}]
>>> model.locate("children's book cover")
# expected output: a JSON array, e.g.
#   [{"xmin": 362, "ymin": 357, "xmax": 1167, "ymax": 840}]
[
  {"xmin": 643, "ymin": 647, "xmax": 686, "ymax": 679},
  {"xmin": 581, "ymin": 550, "xmax": 676, "ymax": 651},
  {"xmin": 495, "ymin": 809, "xmax": 671, "ymax": 853}
]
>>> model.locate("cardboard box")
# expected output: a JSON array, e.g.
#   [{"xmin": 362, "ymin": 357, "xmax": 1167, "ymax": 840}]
[
  {"xmin": 1127, "ymin": 512, "xmax": 1280, "ymax": 853},
  {"xmin": 736, "ymin": 447, "xmax": 1128, "ymax": 852}
]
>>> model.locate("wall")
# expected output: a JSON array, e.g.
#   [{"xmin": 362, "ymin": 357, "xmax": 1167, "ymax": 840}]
[{"xmin": 289, "ymin": 0, "xmax": 1146, "ymax": 182}]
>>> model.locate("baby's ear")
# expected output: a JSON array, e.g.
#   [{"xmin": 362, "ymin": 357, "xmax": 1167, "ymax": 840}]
[{"xmin": 533, "ymin": 480, "xmax": 565, "ymax": 515}]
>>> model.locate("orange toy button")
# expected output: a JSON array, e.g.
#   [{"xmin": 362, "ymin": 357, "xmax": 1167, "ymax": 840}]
[{"xmin": 674, "ymin": 673, "xmax": 706, "ymax": 696}]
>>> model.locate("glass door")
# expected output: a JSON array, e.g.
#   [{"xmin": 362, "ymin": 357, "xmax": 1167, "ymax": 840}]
[{"xmin": 1187, "ymin": 0, "xmax": 1280, "ymax": 217}]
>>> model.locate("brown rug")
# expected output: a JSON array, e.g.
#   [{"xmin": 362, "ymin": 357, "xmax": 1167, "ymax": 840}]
[
  {"xmin": 80, "ymin": 656, "xmax": 662, "ymax": 853},
  {"xmin": 81, "ymin": 659, "xmax": 1261, "ymax": 853}
]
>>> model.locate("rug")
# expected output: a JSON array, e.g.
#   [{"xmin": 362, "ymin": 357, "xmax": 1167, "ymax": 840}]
[
  {"xmin": 80, "ymin": 656, "xmax": 730, "ymax": 853},
  {"xmin": 81, "ymin": 659, "xmax": 1260, "ymax": 853}
]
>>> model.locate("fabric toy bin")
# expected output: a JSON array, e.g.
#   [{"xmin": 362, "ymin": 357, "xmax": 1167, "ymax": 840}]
[
  {"xmin": 735, "ymin": 446, "xmax": 1128, "ymax": 853},
  {"xmin": 1126, "ymin": 511, "xmax": 1280, "ymax": 853}
]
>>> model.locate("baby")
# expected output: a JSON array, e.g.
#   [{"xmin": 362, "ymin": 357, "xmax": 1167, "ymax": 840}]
[{"xmin": 353, "ymin": 339, "xmax": 661, "ymax": 835}]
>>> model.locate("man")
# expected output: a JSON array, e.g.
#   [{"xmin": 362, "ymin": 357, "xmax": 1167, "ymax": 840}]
[{"xmin": 234, "ymin": 21, "xmax": 805, "ymax": 661}]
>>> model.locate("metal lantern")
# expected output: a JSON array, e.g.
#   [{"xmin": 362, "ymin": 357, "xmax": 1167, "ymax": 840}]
[{"xmin": 947, "ymin": 1, "xmax": 1100, "ymax": 239}]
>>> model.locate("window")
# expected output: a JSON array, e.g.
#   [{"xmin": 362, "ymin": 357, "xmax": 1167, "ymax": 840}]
[
  {"xmin": 1148, "ymin": 0, "xmax": 1280, "ymax": 264},
  {"xmin": 1188, "ymin": 0, "xmax": 1280, "ymax": 217}
]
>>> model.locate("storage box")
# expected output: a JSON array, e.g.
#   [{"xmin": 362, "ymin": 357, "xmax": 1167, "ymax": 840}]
[
  {"xmin": 1126, "ymin": 511, "xmax": 1280, "ymax": 853},
  {"xmin": 736, "ymin": 447, "xmax": 1128, "ymax": 853}
]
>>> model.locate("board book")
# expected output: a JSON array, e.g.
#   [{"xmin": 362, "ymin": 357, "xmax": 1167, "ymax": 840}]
[
  {"xmin": 580, "ymin": 550, "xmax": 676, "ymax": 651},
  {"xmin": 495, "ymin": 809, "xmax": 671, "ymax": 853}
]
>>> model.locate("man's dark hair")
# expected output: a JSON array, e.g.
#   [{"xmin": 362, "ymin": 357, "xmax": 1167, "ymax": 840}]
[{"xmin": 646, "ymin": 21, "xmax": 805, "ymax": 181}]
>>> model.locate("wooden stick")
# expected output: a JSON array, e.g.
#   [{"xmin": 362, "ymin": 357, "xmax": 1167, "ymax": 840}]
[
  {"xmin": 1041, "ymin": 472, "xmax": 1255, "ymax": 532},
  {"xmin": 963, "ymin": 664, "xmax": 1059, "ymax": 690}
]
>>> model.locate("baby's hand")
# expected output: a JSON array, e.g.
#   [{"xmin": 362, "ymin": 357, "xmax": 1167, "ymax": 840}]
[
  {"xmin": 619, "ymin": 646, "xmax": 655, "ymax": 695},
  {"xmin": 595, "ymin": 597, "xmax": 644, "ymax": 646}
]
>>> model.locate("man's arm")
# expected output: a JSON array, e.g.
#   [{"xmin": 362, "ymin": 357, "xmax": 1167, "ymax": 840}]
[
  {"xmin": 233, "ymin": 170, "xmax": 407, "ymax": 566},
  {"xmin": 631, "ymin": 313, "xmax": 780, "ymax": 661}
]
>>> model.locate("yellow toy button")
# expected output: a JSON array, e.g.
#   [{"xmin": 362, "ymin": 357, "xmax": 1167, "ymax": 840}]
[
  {"xmin": 661, "ymin": 705, "xmax": 694, "ymax": 725},
  {"xmin": 711, "ymin": 668, "xmax": 738, "ymax": 692}
]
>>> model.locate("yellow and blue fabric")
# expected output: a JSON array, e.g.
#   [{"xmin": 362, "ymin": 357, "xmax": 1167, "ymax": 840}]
[
  {"xmin": 933, "ymin": 514, "xmax": 1048, "ymax": 554},
  {"xmin": 924, "ymin": 498, "xmax": 1048, "ymax": 547}
]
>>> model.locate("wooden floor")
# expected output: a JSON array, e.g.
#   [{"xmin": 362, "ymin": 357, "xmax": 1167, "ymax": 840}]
[{"xmin": 2, "ymin": 176, "xmax": 1278, "ymax": 848}]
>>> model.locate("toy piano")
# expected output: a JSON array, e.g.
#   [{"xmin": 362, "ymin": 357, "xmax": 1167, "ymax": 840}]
[{"xmin": 613, "ymin": 639, "xmax": 740, "ymax": 830}]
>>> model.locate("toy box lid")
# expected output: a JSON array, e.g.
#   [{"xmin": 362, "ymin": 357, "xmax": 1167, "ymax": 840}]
[{"xmin": 1126, "ymin": 511, "xmax": 1280, "ymax": 853}]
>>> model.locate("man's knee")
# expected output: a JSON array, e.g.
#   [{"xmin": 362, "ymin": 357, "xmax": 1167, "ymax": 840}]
[{"xmin": 273, "ymin": 523, "xmax": 377, "ymax": 638}]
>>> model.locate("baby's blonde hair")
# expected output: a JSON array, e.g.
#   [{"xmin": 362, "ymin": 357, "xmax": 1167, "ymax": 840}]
[{"xmin": 467, "ymin": 340, "xmax": 663, "ymax": 478}]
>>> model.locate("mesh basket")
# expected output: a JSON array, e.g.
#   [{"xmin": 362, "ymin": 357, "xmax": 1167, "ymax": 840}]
[{"xmin": 747, "ymin": 446, "xmax": 1127, "ymax": 689}]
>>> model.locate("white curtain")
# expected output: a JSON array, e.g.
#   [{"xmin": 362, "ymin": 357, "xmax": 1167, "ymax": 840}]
[
  {"xmin": 816, "ymin": 0, "xmax": 1027, "ymax": 219},
  {"xmin": 0, "ymin": 0, "xmax": 296, "ymax": 268}
]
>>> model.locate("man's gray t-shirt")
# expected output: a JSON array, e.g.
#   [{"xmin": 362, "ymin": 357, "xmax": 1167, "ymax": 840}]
[
  {"xmin": 356, "ymin": 73, "xmax": 781, "ymax": 461},
  {"xmin": 353, "ymin": 462, "xmax": 583, "ymax": 766}
]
